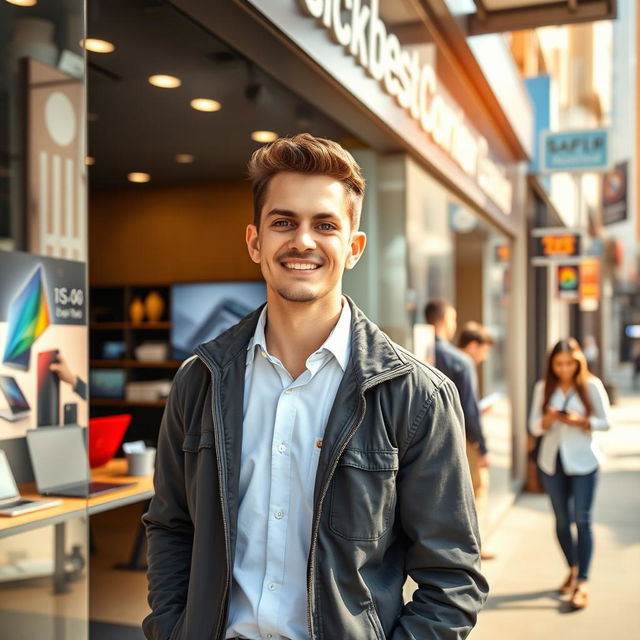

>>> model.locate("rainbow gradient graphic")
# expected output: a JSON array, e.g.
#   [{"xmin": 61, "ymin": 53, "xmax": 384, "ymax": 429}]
[
  {"xmin": 2, "ymin": 265, "xmax": 51, "ymax": 369},
  {"xmin": 558, "ymin": 266, "xmax": 579, "ymax": 290}
]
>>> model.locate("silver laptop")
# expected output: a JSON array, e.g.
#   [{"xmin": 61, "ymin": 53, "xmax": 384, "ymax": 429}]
[
  {"xmin": 0, "ymin": 450, "xmax": 61, "ymax": 517},
  {"xmin": 0, "ymin": 376, "xmax": 31, "ymax": 422},
  {"xmin": 27, "ymin": 426, "xmax": 135, "ymax": 498}
]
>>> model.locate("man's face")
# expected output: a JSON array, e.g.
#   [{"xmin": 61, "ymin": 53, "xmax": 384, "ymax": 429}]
[
  {"xmin": 464, "ymin": 341, "xmax": 491, "ymax": 365},
  {"xmin": 477, "ymin": 342, "xmax": 491, "ymax": 364},
  {"xmin": 246, "ymin": 172, "xmax": 366, "ymax": 305},
  {"xmin": 444, "ymin": 307, "xmax": 457, "ymax": 341}
]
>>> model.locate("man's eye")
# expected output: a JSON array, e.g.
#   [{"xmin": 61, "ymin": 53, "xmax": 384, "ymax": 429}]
[
  {"xmin": 273, "ymin": 219, "xmax": 292, "ymax": 227},
  {"xmin": 318, "ymin": 223, "xmax": 336, "ymax": 231}
]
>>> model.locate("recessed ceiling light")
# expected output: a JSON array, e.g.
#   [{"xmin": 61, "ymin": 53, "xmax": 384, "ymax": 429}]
[
  {"xmin": 80, "ymin": 38, "xmax": 115, "ymax": 54},
  {"xmin": 85, "ymin": 156, "xmax": 95, "ymax": 166},
  {"xmin": 251, "ymin": 130, "xmax": 278, "ymax": 143},
  {"xmin": 175, "ymin": 154, "xmax": 195, "ymax": 164},
  {"xmin": 149, "ymin": 75, "xmax": 182, "ymax": 89},
  {"xmin": 5, "ymin": 0, "xmax": 37, "ymax": 6},
  {"xmin": 128, "ymin": 172, "xmax": 150, "ymax": 183},
  {"xmin": 190, "ymin": 98, "xmax": 221, "ymax": 112}
]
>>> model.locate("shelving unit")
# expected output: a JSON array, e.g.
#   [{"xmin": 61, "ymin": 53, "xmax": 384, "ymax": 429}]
[{"xmin": 89, "ymin": 284, "xmax": 179, "ymax": 444}]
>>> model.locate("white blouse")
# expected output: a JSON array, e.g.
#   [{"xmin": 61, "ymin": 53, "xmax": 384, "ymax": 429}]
[{"xmin": 529, "ymin": 376, "xmax": 612, "ymax": 475}]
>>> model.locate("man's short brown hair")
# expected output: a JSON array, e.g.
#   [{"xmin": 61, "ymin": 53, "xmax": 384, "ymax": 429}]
[
  {"xmin": 424, "ymin": 298, "xmax": 452, "ymax": 325},
  {"xmin": 458, "ymin": 321, "xmax": 495, "ymax": 349},
  {"xmin": 247, "ymin": 133, "xmax": 365, "ymax": 229}
]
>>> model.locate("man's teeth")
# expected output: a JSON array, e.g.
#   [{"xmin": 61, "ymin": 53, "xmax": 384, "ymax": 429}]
[{"xmin": 284, "ymin": 263, "xmax": 319, "ymax": 270}]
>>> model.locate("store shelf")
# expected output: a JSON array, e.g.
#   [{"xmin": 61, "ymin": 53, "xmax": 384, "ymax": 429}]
[
  {"xmin": 90, "ymin": 359, "xmax": 182, "ymax": 369},
  {"xmin": 91, "ymin": 399, "xmax": 167, "ymax": 408}
]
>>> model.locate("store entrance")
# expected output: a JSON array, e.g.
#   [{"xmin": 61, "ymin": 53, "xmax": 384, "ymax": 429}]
[{"xmin": 86, "ymin": 0, "xmax": 360, "ymax": 634}]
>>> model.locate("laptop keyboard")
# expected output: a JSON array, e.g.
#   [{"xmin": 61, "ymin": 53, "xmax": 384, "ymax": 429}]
[{"xmin": 3, "ymin": 499, "xmax": 33, "ymax": 508}]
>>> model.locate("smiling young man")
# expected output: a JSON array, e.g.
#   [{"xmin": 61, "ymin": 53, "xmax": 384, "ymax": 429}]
[{"xmin": 143, "ymin": 134, "xmax": 487, "ymax": 640}]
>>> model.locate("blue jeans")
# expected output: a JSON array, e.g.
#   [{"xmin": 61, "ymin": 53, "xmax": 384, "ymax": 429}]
[{"xmin": 540, "ymin": 455, "xmax": 598, "ymax": 581}]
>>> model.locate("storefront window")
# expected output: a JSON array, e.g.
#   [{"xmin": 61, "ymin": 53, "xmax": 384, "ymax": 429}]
[
  {"xmin": 405, "ymin": 157, "xmax": 514, "ymax": 531},
  {"xmin": 1, "ymin": 1, "xmax": 88, "ymax": 638}
]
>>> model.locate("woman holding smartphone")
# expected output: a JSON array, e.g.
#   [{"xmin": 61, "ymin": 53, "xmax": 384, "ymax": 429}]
[{"xmin": 529, "ymin": 338, "xmax": 611, "ymax": 610}]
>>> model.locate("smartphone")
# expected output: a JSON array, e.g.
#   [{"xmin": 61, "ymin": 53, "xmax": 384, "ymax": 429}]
[
  {"xmin": 556, "ymin": 409, "xmax": 568, "ymax": 415},
  {"xmin": 64, "ymin": 403, "xmax": 78, "ymax": 425}
]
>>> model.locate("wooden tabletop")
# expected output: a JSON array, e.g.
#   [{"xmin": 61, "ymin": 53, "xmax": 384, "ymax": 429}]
[{"xmin": 0, "ymin": 458, "xmax": 154, "ymax": 538}]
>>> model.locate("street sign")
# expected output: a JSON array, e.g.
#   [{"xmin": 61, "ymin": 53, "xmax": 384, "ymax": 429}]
[
  {"xmin": 540, "ymin": 128, "xmax": 609, "ymax": 173},
  {"xmin": 602, "ymin": 161, "xmax": 628, "ymax": 225},
  {"xmin": 531, "ymin": 227, "xmax": 582, "ymax": 265},
  {"xmin": 557, "ymin": 265, "xmax": 580, "ymax": 302}
]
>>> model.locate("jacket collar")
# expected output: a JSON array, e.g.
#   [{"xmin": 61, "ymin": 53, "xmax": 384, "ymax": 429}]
[{"xmin": 195, "ymin": 295, "xmax": 407, "ymax": 385}]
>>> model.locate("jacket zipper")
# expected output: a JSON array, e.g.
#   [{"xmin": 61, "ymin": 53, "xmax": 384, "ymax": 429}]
[
  {"xmin": 306, "ymin": 363, "xmax": 413, "ymax": 640},
  {"xmin": 196, "ymin": 353, "xmax": 232, "ymax": 640}
]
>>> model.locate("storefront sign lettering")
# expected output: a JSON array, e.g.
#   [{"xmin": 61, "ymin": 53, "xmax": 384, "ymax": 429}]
[{"xmin": 300, "ymin": 0, "xmax": 513, "ymax": 215}]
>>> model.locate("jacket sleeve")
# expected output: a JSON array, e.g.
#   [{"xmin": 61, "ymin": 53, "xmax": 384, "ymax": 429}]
[
  {"xmin": 528, "ymin": 380, "xmax": 545, "ymax": 437},
  {"xmin": 142, "ymin": 364, "xmax": 194, "ymax": 640},
  {"xmin": 587, "ymin": 376, "xmax": 612, "ymax": 431},
  {"xmin": 454, "ymin": 361, "xmax": 486, "ymax": 455},
  {"xmin": 392, "ymin": 377, "xmax": 488, "ymax": 639}
]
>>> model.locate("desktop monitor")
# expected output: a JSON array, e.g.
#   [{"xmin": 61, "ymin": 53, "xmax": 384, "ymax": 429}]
[{"xmin": 170, "ymin": 282, "xmax": 266, "ymax": 359}]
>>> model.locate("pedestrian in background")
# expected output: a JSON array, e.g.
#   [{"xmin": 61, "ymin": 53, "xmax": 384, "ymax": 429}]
[
  {"xmin": 529, "ymin": 338, "xmax": 612, "ymax": 610},
  {"xmin": 459, "ymin": 321, "xmax": 496, "ymax": 560},
  {"xmin": 425, "ymin": 301, "xmax": 491, "ymax": 561}
]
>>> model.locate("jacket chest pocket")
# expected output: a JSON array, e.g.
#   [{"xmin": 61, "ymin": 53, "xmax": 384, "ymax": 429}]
[{"xmin": 329, "ymin": 448, "xmax": 398, "ymax": 541}]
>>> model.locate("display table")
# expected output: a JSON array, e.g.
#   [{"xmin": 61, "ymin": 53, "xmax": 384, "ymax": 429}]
[{"xmin": 0, "ymin": 459, "xmax": 154, "ymax": 592}]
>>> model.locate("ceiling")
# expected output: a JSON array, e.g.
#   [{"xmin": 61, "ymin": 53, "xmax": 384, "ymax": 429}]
[{"xmin": 87, "ymin": 0, "xmax": 351, "ymax": 190}]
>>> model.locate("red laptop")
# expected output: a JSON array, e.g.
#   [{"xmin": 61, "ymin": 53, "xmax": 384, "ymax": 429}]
[{"xmin": 89, "ymin": 414, "xmax": 132, "ymax": 469}]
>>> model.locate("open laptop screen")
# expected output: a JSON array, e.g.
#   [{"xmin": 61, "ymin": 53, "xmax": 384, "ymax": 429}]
[
  {"xmin": 0, "ymin": 450, "xmax": 20, "ymax": 501},
  {"xmin": 26, "ymin": 426, "xmax": 89, "ymax": 492}
]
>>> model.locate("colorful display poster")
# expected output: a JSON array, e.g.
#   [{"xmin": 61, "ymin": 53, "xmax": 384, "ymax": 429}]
[
  {"xmin": 580, "ymin": 259, "xmax": 601, "ymax": 301},
  {"xmin": 556, "ymin": 264, "xmax": 580, "ymax": 302},
  {"xmin": 0, "ymin": 251, "xmax": 87, "ymax": 439}
]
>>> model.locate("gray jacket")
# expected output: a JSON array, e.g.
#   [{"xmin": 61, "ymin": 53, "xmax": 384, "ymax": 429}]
[{"xmin": 143, "ymin": 298, "xmax": 488, "ymax": 640}]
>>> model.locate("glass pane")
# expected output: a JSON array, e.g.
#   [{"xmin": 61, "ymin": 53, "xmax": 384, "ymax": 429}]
[{"xmin": 0, "ymin": 1, "xmax": 88, "ymax": 638}]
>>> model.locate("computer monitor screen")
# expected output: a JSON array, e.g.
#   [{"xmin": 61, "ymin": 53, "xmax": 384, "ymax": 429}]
[
  {"xmin": 0, "ymin": 451, "xmax": 19, "ymax": 500},
  {"xmin": 170, "ymin": 282, "xmax": 266, "ymax": 359},
  {"xmin": 0, "ymin": 376, "xmax": 30, "ymax": 412},
  {"xmin": 26, "ymin": 426, "xmax": 88, "ymax": 491}
]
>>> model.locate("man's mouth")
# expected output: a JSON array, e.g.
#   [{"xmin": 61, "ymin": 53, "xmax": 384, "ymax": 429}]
[{"xmin": 281, "ymin": 261, "xmax": 321, "ymax": 271}]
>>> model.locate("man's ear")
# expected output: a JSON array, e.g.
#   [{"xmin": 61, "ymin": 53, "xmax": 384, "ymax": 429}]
[
  {"xmin": 345, "ymin": 231, "xmax": 366, "ymax": 270},
  {"xmin": 246, "ymin": 224, "xmax": 261, "ymax": 264}
]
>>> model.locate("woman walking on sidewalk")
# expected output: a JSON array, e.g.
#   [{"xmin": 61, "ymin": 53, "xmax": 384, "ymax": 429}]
[{"xmin": 529, "ymin": 338, "xmax": 611, "ymax": 610}]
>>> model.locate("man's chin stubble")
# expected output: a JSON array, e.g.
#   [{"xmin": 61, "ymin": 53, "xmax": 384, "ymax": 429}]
[{"xmin": 275, "ymin": 285, "xmax": 319, "ymax": 303}]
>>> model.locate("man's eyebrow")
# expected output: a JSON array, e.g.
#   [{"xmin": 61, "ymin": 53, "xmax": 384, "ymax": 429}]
[{"xmin": 264, "ymin": 209, "xmax": 341, "ymax": 220}]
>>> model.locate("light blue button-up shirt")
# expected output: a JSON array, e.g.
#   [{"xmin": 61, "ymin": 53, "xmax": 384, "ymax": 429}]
[{"xmin": 225, "ymin": 299, "xmax": 352, "ymax": 640}]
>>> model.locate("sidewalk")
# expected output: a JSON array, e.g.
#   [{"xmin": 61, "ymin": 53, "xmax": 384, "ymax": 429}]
[{"xmin": 472, "ymin": 383, "xmax": 640, "ymax": 639}]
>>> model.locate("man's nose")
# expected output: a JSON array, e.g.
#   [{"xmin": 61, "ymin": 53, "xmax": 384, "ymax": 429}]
[{"xmin": 289, "ymin": 226, "xmax": 316, "ymax": 251}]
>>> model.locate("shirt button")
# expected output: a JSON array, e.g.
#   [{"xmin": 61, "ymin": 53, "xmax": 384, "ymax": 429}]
[
  {"xmin": 277, "ymin": 444, "xmax": 287, "ymax": 453},
  {"xmin": 268, "ymin": 582, "xmax": 277, "ymax": 591},
  {"xmin": 284, "ymin": 388, "xmax": 293, "ymax": 394},
  {"xmin": 261, "ymin": 350, "xmax": 267, "ymax": 358},
  {"xmin": 274, "ymin": 510, "xmax": 284, "ymax": 519},
  {"xmin": 266, "ymin": 635, "xmax": 273, "ymax": 639}
]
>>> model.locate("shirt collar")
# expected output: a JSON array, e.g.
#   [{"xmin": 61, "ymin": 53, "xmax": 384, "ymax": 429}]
[{"xmin": 246, "ymin": 297, "xmax": 352, "ymax": 371}]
